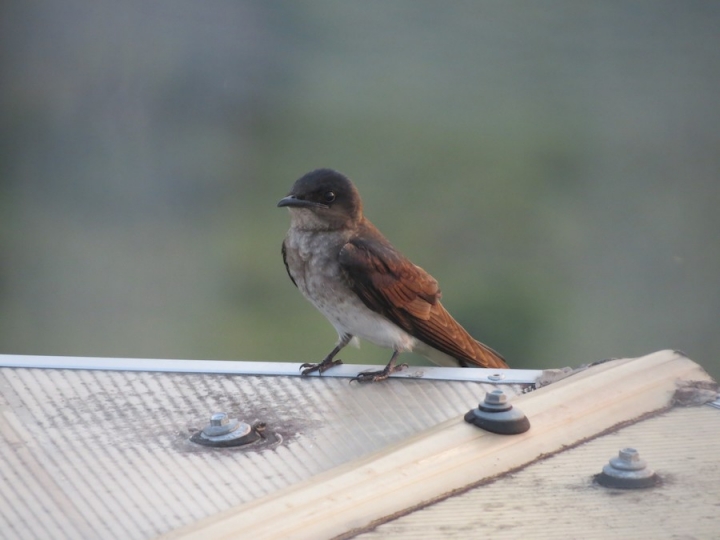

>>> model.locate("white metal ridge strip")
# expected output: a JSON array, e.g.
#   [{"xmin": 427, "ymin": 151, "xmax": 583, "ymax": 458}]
[{"xmin": 0, "ymin": 354, "xmax": 541, "ymax": 384}]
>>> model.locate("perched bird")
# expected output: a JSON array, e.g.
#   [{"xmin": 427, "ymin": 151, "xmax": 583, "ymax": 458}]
[{"xmin": 278, "ymin": 168, "xmax": 508, "ymax": 383}]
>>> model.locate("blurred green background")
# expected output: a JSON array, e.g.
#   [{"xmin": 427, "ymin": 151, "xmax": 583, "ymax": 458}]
[{"xmin": 1, "ymin": 2, "xmax": 718, "ymax": 379}]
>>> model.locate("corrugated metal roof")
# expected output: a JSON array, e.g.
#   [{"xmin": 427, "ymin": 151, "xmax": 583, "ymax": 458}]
[
  {"xmin": 0, "ymin": 361, "xmax": 529, "ymax": 540},
  {"xmin": 354, "ymin": 405, "xmax": 720, "ymax": 539}
]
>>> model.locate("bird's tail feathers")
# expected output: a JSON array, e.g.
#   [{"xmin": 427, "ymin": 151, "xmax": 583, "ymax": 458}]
[{"xmin": 470, "ymin": 339, "xmax": 508, "ymax": 369}]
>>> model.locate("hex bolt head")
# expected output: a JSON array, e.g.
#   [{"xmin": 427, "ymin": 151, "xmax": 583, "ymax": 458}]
[
  {"xmin": 202, "ymin": 412, "xmax": 241, "ymax": 437},
  {"xmin": 478, "ymin": 389, "xmax": 512, "ymax": 412},
  {"xmin": 210, "ymin": 412, "xmax": 229, "ymax": 427},
  {"xmin": 484, "ymin": 389, "xmax": 508, "ymax": 406},
  {"xmin": 609, "ymin": 448, "xmax": 647, "ymax": 471}
]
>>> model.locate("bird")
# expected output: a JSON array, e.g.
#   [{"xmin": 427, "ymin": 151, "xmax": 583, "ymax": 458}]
[{"xmin": 277, "ymin": 168, "xmax": 508, "ymax": 383}]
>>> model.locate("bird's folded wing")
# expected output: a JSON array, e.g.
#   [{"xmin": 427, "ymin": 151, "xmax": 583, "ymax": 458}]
[
  {"xmin": 339, "ymin": 239, "xmax": 440, "ymax": 323},
  {"xmin": 281, "ymin": 241, "xmax": 298, "ymax": 288},
  {"xmin": 339, "ymin": 237, "xmax": 505, "ymax": 367}
]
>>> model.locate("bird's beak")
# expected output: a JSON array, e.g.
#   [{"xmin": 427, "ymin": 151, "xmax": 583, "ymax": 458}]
[{"xmin": 277, "ymin": 196, "xmax": 328, "ymax": 209}]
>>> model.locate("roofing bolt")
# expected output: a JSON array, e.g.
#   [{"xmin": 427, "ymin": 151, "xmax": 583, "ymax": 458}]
[
  {"xmin": 481, "ymin": 389, "xmax": 510, "ymax": 411},
  {"xmin": 612, "ymin": 448, "xmax": 645, "ymax": 470},
  {"xmin": 202, "ymin": 411, "xmax": 241, "ymax": 438},
  {"xmin": 488, "ymin": 372, "xmax": 505, "ymax": 382},
  {"xmin": 191, "ymin": 411, "xmax": 261, "ymax": 448},
  {"xmin": 596, "ymin": 447, "xmax": 659, "ymax": 489},
  {"xmin": 211, "ymin": 412, "xmax": 229, "ymax": 427},
  {"xmin": 464, "ymin": 389, "xmax": 530, "ymax": 435}
]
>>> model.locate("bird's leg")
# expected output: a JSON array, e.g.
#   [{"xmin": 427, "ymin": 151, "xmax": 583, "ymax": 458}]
[
  {"xmin": 351, "ymin": 350, "xmax": 409, "ymax": 383},
  {"xmin": 300, "ymin": 334, "xmax": 352, "ymax": 376}
]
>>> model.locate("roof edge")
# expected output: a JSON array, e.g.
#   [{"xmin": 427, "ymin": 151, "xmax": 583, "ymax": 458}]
[{"xmin": 0, "ymin": 354, "xmax": 541, "ymax": 383}]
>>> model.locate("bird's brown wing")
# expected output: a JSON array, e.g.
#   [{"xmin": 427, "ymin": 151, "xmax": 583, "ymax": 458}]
[{"xmin": 338, "ymin": 228, "xmax": 507, "ymax": 369}]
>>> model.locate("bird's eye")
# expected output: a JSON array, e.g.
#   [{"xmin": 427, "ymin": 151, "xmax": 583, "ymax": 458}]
[{"xmin": 323, "ymin": 191, "xmax": 336, "ymax": 203}]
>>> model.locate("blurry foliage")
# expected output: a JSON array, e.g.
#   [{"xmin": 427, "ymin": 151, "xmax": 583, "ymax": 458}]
[{"xmin": 0, "ymin": 1, "xmax": 719, "ymax": 380}]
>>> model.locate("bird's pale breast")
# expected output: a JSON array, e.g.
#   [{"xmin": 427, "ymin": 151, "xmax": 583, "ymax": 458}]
[{"xmin": 283, "ymin": 227, "xmax": 417, "ymax": 351}]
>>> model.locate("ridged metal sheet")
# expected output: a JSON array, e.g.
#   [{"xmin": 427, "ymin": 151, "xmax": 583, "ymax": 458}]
[
  {"xmin": 355, "ymin": 406, "xmax": 720, "ymax": 539},
  {"xmin": 0, "ymin": 366, "xmax": 528, "ymax": 539}
]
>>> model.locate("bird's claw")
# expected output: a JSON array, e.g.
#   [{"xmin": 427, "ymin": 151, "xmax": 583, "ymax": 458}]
[
  {"xmin": 351, "ymin": 363, "xmax": 409, "ymax": 383},
  {"xmin": 300, "ymin": 358, "xmax": 343, "ymax": 376}
]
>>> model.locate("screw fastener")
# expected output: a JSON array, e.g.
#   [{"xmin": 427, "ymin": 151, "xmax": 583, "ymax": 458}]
[
  {"xmin": 596, "ymin": 448, "xmax": 660, "ymax": 489},
  {"xmin": 191, "ymin": 412, "xmax": 261, "ymax": 448},
  {"xmin": 203, "ymin": 412, "xmax": 242, "ymax": 437},
  {"xmin": 464, "ymin": 390, "xmax": 530, "ymax": 435}
]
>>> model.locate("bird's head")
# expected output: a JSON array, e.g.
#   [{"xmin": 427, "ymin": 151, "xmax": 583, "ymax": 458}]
[{"xmin": 277, "ymin": 169, "xmax": 363, "ymax": 230}]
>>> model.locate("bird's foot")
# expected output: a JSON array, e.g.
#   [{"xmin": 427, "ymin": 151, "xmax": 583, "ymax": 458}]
[
  {"xmin": 300, "ymin": 357, "xmax": 343, "ymax": 376},
  {"xmin": 351, "ymin": 363, "xmax": 409, "ymax": 384}
]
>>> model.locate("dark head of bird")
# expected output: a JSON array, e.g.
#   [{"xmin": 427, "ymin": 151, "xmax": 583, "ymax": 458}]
[{"xmin": 277, "ymin": 169, "xmax": 363, "ymax": 230}]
